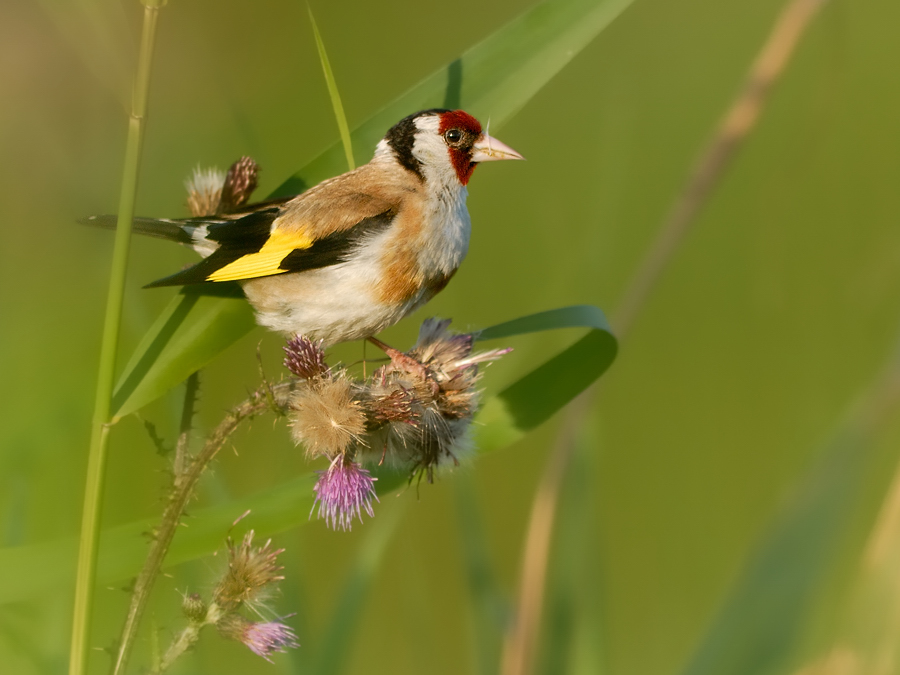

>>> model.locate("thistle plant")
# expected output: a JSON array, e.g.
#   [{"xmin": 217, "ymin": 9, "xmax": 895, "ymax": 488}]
[
  {"xmin": 285, "ymin": 322, "xmax": 511, "ymax": 530},
  {"xmin": 154, "ymin": 530, "xmax": 299, "ymax": 672},
  {"xmin": 34, "ymin": 1, "xmax": 863, "ymax": 675}
]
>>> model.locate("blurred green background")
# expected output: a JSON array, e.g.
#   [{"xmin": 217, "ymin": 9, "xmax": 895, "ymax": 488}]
[{"xmin": 3, "ymin": 0, "xmax": 900, "ymax": 674}]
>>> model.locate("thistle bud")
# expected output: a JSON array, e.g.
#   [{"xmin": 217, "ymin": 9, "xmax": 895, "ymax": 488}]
[
  {"xmin": 283, "ymin": 334, "xmax": 329, "ymax": 379},
  {"xmin": 181, "ymin": 592, "xmax": 207, "ymax": 622},
  {"xmin": 219, "ymin": 156, "xmax": 259, "ymax": 213}
]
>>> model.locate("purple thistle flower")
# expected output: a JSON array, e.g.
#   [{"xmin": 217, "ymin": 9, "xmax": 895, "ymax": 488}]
[
  {"xmin": 311, "ymin": 457, "xmax": 378, "ymax": 531},
  {"xmin": 237, "ymin": 619, "xmax": 299, "ymax": 662},
  {"xmin": 284, "ymin": 334, "xmax": 329, "ymax": 379}
]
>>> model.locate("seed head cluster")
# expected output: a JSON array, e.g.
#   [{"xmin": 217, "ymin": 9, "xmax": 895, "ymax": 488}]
[{"xmin": 284, "ymin": 319, "xmax": 510, "ymax": 530}]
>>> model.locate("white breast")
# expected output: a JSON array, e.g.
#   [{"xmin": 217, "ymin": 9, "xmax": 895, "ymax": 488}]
[{"xmin": 417, "ymin": 184, "xmax": 471, "ymax": 277}]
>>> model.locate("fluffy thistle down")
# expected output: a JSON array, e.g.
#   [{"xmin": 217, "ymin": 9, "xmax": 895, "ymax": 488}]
[
  {"xmin": 290, "ymin": 376, "xmax": 366, "ymax": 456},
  {"xmin": 213, "ymin": 531, "xmax": 286, "ymax": 613},
  {"xmin": 185, "ymin": 166, "xmax": 225, "ymax": 218},
  {"xmin": 284, "ymin": 320, "xmax": 510, "ymax": 530}
]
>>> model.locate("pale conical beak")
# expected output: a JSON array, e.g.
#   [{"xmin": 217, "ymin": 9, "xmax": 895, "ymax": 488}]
[{"xmin": 471, "ymin": 134, "xmax": 525, "ymax": 162}]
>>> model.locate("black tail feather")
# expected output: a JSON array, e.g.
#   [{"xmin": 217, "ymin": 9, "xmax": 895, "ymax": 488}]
[{"xmin": 80, "ymin": 214, "xmax": 194, "ymax": 245}]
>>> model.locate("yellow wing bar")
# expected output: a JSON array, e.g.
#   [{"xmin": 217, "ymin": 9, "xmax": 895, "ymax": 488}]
[{"xmin": 207, "ymin": 227, "xmax": 314, "ymax": 282}]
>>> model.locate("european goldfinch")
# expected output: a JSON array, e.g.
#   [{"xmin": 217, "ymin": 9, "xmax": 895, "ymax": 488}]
[{"xmin": 87, "ymin": 109, "xmax": 523, "ymax": 345}]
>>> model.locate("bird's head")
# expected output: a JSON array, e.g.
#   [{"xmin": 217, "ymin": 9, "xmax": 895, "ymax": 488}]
[{"xmin": 380, "ymin": 109, "xmax": 523, "ymax": 187}]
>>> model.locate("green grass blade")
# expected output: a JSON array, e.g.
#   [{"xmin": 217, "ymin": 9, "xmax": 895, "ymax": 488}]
[
  {"xmin": 313, "ymin": 503, "xmax": 404, "ymax": 675},
  {"xmin": 475, "ymin": 306, "xmax": 617, "ymax": 454},
  {"xmin": 0, "ymin": 305, "xmax": 615, "ymax": 602},
  {"xmin": 70, "ymin": 5, "xmax": 164, "ymax": 674},
  {"xmin": 455, "ymin": 476, "xmax": 509, "ymax": 675},
  {"xmin": 111, "ymin": 0, "xmax": 633, "ymax": 417},
  {"xmin": 111, "ymin": 290, "xmax": 255, "ymax": 419},
  {"xmin": 678, "ymin": 349, "xmax": 900, "ymax": 675},
  {"xmin": 539, "ymin": 421, "xmax": 605, "ymax": 675},
  {"xmin": 680, "ymin": 432, "xmax": 871, "ymax": 675},
  {"xmin": 275, "ymin": 0, "xmax": 636, "ymax": 196},
  {"xmin": 308, "ymin": 6, "xmax": 354, "ymax": 171}
]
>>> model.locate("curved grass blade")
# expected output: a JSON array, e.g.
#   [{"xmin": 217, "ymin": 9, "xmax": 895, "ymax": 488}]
[
  {"xmin": 308, "ymin": 5, "xmax": 354, "ymax": 171},
  {"xmin": 0, "ymin": 304, "xmax": 615, "ymax": 602},
  {"xmin": 112, "ymin": 0, "xmax": 634, "ymax": 418},
  {"xmin": 474, "ymin": 305, "xmax": 616, "ymax": 455}
]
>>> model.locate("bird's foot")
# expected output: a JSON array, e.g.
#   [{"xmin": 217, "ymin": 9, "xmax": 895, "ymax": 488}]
[{"xmin": 367, "ymin": 337, "xmax": 439, "ymax": 395}]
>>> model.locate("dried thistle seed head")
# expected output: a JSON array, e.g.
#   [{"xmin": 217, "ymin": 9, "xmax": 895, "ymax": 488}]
[
  {"xmin": 437, "ymin": 384, "xmax": 480, "ymax": 420},
  {"xmin": 217, "ymin": 614, "xmax": 299, "ymax": 663},
  {"xmin": 408, "ymin": 318, "xmax": 511, "ymax": 381},
  {"xmin": 351, "ymin": 320, "xmax": 509, "ymax": 478},
  {"xmin": 219, "ymin": 156, "xmax": 259, "ymax": 213},
  {"xmin": 213, "ymin": 530, "xmax": 285, "ymax": 612},
  {"xmin": 289, "ymin": 376, "xmax": 366, "ymax": 458},
  {"xmin": 391, "ymin": 407, "xmax": 473, "ymax": 481},
  {"xmin": 366, "ymin": 386, "xmax": 418, "ymax": 424},
  {"xmin": 185, "ymin": 166, "xmax": 225, "ymax": 217},
  {"xmin": 409, "ymin": 319, "xmax": 474, "ymax": 372},
  {"xmin": 311, "ymin": 457, "xmax": 379, "ymax": 531},
  {"xmin": 284, "ymin": 334, "xmax": 329, "ymax": 379},
  {"xmin": 353, "ymin": 374, "xmax": 475, "ymax": 475}
]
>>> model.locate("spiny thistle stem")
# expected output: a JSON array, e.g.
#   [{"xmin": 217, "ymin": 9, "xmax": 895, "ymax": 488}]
[
  {"xmin": 69, "ymin": 3, "xmax": 164, "ymax": 675},
  {"xmin": 173, "ymin": 372, "xmax": 200, "ymax": 480},
  {"xmin": 156, "ymin": 620, "xmax": 204, "ymax": 673},
  {"xmin": 110, "ymin": 382, "xmax": 295, "ymax": 675}
]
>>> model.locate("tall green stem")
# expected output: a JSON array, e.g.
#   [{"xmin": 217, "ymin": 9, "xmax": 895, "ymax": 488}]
[{"xmin": 68, "ymin": 3, "xmax": 164, "ymax": 675}]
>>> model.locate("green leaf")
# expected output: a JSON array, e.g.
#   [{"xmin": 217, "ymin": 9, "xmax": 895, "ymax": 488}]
[
  {"xmin": 113, "ymin": 0, "xmax": 635, "ymax": 416},
  {"xmin": 111, "ymin": 289, "xmax": 255, "ymax": 420},
  {"xmin": 474, "ymin": 305, "xmax": 616, "ymax": 454},
  {"xmin": 0, "ymin": 304, "xmax": 615, "ymax": 603},
  {"xmin": 274, "ymin": 0, "xmax": 636, "ymax": 196}
]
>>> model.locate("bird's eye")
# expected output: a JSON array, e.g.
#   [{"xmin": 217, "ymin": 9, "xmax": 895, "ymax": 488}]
[{"xmin": 444, "ymin": 129, "xmax": 463, "ymax": 145}]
